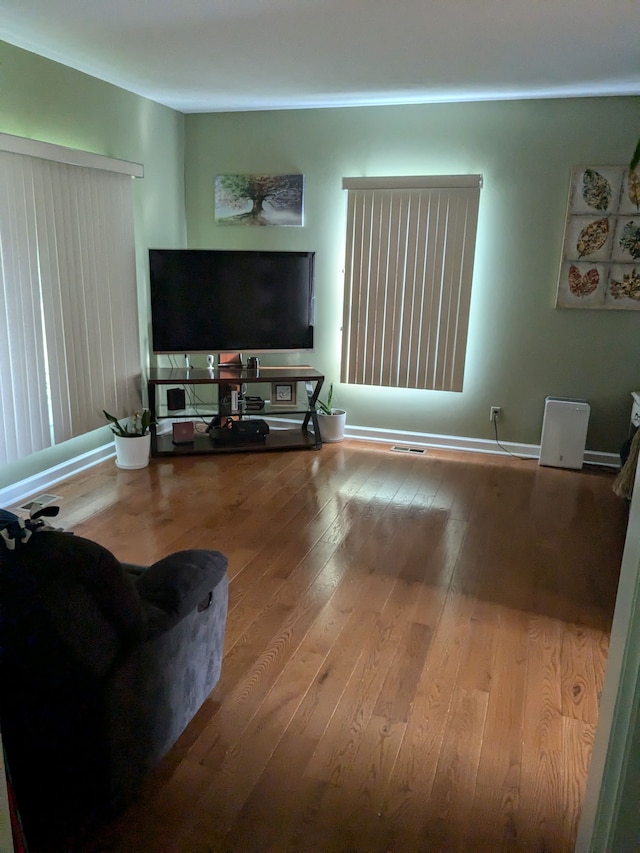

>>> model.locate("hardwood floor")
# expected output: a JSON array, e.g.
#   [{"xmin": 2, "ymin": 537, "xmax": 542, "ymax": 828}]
[{"xmin": 24, "ymin": 440, "xmax": 627, "ymax": 852}]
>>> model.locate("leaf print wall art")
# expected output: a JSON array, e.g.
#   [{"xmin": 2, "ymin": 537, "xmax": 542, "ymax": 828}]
[
  {"xmin": 576, "ymin": 217, "xmax": 610, "ymax": 257},
  {"xmin": 608, "ymin": 266, "xmax": 640, "ymax": 304},
  {"xmin": 568, "ymin": 165, "xmax": 622, "ymax": 216},
  {"xmin": 619, "ymin": 170, "xmax": 640, "ymax": 215},
  {"xmin": 628, "ymin": 171, "xmax": 640, "ymax": 211},
  {"xmin": 563, "ymin": 216, "xmax": 612, "ymax": 263},
  {"xmin": 616, "ymin": 220, "xmax": 640, "ymax": 260},
  {"xmin": 582, "ymin": 168, "xmax": 612, "ymax": 211},
  {"xmin": 556, "ymin": 165, "xmax": 640, "ymax": 310},
  {"xmin": 568, "ymin": 264, "xmax": 599, "ymax": 296},
  {"xmin": 557, "ymin": 262, "xmax": 607, "ymax": 308}
]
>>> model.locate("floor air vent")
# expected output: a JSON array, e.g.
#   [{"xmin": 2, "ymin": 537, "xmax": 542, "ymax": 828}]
[
  {"xmin": 19, "ymin": 493, "xmax": 61, "ymax": 512},
  {"xmin": 390, "ymin": 446, "xmax": 426, "ymax": 454}
]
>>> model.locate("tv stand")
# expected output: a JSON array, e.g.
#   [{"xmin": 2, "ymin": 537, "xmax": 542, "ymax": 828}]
[{"xmin": 147, "ymin": 366, "xmax": 324, "ymax": 457}]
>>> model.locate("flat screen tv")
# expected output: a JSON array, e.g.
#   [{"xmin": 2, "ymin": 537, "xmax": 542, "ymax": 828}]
[{"xmin": 149, "ymin": 249, "xmax": 315, "ymax": 354}]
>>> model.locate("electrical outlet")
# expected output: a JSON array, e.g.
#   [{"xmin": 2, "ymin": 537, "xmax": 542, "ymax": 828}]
[{"xmin": 490, "ymin": 406, "xmax": 502, "ymax": 422}]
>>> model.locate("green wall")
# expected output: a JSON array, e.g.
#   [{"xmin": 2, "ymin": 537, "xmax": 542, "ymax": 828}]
[
  {"xmin": 2, "ymin": 39, "xmax": 640, "ymax": 848},
  {"xmin": 185, "ymin": 98, "xmax": 640, "ymax": 452},
  {"xmin": 1, "ymin": 39, "xmax": 639, "ymax": 488},
  {"xmin": 0, "ymin": 41, "xmax": 186, "ymax": 491}
]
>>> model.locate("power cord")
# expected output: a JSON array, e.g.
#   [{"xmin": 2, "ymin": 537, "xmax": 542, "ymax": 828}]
[
  {"xmin": 492, "ymin": 418, "xmax": 532, "ymax": 461},
  {"xmin": 160, "ymin": 365, "xmax": 216, "ymax": 430}
]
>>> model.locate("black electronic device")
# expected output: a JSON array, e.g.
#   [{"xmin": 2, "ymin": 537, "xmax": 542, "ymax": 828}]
[
  {"xmin": 149, "ymin": 249, "xmax": 315, "ymax": 355},
  {"xmin": 244, "ymin": 395, "xmax": 265, "ymax": 412},
  {"xmin": 167, "ymin": 388, "xmax": 186, "ymax": 410},
  {"xmin": 210, "ymin": 418, "xmax": 269, "ymax": 446}
]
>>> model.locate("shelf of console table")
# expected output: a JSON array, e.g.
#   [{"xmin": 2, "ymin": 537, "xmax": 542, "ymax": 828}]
[{"xmin": 147, "ymin": 366, "xmax": 325, "ymax": 456}]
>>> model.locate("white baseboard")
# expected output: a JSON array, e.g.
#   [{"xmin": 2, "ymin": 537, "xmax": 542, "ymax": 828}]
[
  {"xmin": 344, "ymin": 423, "xmax": 538, "ymax": 458},
  {"xmin": 0, "ymin": 443, "xmax": 115, "ymax": 509},
  {"xmin": 342, "ymin": 423, "xmax": 620, "ymax": 469},
  {"xmin": 0, "ymin": 425, "xmax": 620, "ymax": 510}
]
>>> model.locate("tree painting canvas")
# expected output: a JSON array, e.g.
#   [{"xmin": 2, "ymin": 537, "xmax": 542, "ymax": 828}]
[{"xmin": 215, "ymin": 174, "xmax": 304, "ymax": 226}]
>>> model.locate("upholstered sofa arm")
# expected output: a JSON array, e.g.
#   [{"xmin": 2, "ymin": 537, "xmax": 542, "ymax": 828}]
[{"xmin": 131, "ymin": 549, "xmax": 228, "ymax": 635}]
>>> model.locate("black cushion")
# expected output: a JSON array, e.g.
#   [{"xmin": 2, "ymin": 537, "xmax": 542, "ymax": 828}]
[
  {"xmin": 0, "ymin": 521, "xmax": 229, "ymax": 849},
  {"xmin": 1, "ymin": 530, "xmax": 146, "ymax": 676},
  {"xmin": 135, "ymin": 549, "xmax": 228, "ymax": 626}
]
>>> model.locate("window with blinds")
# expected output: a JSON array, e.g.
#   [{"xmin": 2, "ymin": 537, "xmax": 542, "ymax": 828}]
[
  {"xmin": 341, "ymin": 175, "xmax": 482, "ymax": 393},
  {"xmin": 0, "ymin": 136, "xmax": 143, "ymax": 465}
]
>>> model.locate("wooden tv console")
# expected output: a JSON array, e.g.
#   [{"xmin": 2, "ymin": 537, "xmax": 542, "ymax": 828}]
[{"xmin": 147, "ymin": 366, "xmax": 324, "ymax": 457}]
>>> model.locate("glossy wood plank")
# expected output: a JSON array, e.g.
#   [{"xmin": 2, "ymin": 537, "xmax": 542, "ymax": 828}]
[
  {"xmin": 519, "ymin": 615, "xmax": 566, "ymax": 853},
  {"xmin": 471, "ymin": 606, "xmax": 529, "ymax": 852},
  {"xmin": 13, "ymin": 440, "xmax": 626, "ymax": 853}
]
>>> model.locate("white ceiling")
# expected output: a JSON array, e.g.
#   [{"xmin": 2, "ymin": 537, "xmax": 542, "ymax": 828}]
[{"xmin": 1, "ymin": 0, "xmax": 638, "ymax": 114}]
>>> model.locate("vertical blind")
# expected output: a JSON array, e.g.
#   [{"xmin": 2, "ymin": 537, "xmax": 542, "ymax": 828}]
[
  {"xmin": 341, "ymin": 175, "xmax": 482, "ymax": 392},
  {"xmin": 0, "ymin": 146, "xmax": 142, "ymax": 465}
]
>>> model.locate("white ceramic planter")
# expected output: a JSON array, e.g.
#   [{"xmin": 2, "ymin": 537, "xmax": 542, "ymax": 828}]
[
  {"xmin": 317, "ymin": 409, "xmax": 347, "ymax": 443},
  {"xmin": 114, "ymin": 433, "xmax": 151, "ymax": 469}
]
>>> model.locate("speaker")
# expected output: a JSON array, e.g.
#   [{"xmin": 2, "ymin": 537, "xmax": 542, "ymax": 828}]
[{"xmin": 167, "ymin": 388, "xmax": 186, "ymax": 411}]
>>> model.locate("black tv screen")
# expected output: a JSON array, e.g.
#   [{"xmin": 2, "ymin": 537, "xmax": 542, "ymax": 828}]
[{"xmin": 149, "ymin": 249, "xmax": 315, "ymax": 354}]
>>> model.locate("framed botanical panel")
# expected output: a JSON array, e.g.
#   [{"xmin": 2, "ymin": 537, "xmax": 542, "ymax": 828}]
[
  {"xmin": 556, "ymin": 165, "xmax": 640, "ymax": 309},
  {"xmin": 271, "ymin": 382, "xmax": 297, "ymax": 408}
]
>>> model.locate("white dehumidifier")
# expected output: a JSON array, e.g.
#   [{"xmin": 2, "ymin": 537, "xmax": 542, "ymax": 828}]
[{"xmin": 539, "ymin": 397, "xmax": 590, "ymax": 470}]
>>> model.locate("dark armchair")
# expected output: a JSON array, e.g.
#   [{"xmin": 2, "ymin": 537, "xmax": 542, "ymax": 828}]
[{"xmin": 0, "ymin": 512, "xmax": 228, "ymax": 848}]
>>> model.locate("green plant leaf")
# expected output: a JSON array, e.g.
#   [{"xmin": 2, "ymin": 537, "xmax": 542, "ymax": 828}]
[
  {"xmin": 104, "ymin": 409, "xmax": 151, "ymax": 436},
  {"xmin": 631, "ymin": 136, "xmax": 640, "ymax": 173},
  {"xmin": 317, "ymin": 383, "xmax": 334, "ymax": 415},
  {"xmin": 103, "ymin": 410, "xmax": 128, "ymax": 437}
]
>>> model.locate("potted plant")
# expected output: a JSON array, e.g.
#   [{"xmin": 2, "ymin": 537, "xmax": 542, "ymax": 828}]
[
  {"xmin": 315, "ymin": 384, "xmax": 346, "ymax": 443},
  {"xmin": 104, "ymin": 409, "xmax": 152, "ymax": 469}
]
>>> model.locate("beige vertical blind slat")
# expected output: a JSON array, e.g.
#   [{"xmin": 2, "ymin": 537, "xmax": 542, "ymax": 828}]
[
  {"xmin": 382, "ymin": 191, "xmax": 404, "ymax": 388},
  {"xmin": 0, "ymin": 153, "xmax": 52, "ymax": 464},
  {"xmin": 341, "ymin": 178, "xmax": 481, "ymax": 393},
  {"xmin": 0, "ymin": 147, "xmax": 141, "ymax": 464},
  {"xmin": 36, "ymin": 160, "xmax": 140, "ymax": 443}
]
